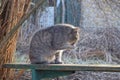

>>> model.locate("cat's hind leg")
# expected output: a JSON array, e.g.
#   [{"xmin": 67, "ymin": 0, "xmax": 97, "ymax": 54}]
[{"xmin": 30, "ymin": 55, "xmax": 52, "ymax": 64}]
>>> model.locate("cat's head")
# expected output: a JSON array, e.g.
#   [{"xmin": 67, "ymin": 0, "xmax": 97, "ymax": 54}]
[
  {"xmin": 68, "ymin": 27, "xmax": 80, "ymax": 45},
  {"xmin": 57, "ymin": 24, "xmax": 80, "ymax": 45},
  {"xmin": 54, "ymin": 24, "xmax": 80, "ymax": 45}
]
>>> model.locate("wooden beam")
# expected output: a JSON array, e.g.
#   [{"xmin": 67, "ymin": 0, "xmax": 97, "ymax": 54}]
[{"xmin": 3, "ymin": 63, "xmax": 120, "ymax": 72}]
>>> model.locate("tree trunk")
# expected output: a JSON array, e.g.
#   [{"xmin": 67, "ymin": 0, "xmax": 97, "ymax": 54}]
[{"xmin": 0, "ymin": 0, "xmax": 30, "ymax": 79}]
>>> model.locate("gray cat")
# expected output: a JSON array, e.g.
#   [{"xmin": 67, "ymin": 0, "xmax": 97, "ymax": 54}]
[{"xmin": 29, "ymin": 24, "xmax": 80, "ymax": 64}]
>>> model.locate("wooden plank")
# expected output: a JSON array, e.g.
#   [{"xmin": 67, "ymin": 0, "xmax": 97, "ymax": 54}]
[{"xmin": 2, "ymin": 63, "xmax": 120, "ymax": 72}]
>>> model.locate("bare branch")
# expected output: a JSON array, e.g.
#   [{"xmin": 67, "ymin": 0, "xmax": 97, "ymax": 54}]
[{"xmin": 0, "ymin": 0, "xmax": 46, "ymax": 48}]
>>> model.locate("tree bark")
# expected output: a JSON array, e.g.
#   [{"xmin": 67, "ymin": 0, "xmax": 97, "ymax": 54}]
[{"xmin": 0, "ymin": 0, "xmax": 30, "ymax": 79}]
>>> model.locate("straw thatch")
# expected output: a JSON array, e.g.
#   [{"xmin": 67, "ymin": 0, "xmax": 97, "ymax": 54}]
[{"xmin": 0, "ymin": 0, "xmax": 30, "ymax": 79}]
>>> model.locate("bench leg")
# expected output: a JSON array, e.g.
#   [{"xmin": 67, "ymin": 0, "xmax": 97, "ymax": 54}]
[
  {"xmin": 32, "ymin": 69, "xmax": 75, "ymax": 80},
  {"xmin": 32, "ymin": 69, "xmax": 42, "ymax": 80}
]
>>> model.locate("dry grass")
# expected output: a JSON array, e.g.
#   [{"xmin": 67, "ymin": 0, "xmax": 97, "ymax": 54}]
[
  {"xmin": 64, "ymin": 26, "xmax": 120, "ymax": 64},
  {"xmin": 61, "ymin": 26, "xmax": 120, "ymax": 80}
]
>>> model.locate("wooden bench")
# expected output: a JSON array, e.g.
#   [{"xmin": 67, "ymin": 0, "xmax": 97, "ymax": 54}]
[{"xmin": 3, "ymin": 63, "xmax": 120, "ymax": 80}]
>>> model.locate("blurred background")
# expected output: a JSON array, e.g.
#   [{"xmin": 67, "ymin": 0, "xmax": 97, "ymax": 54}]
[{"xmin": 0, "ymin": 0, "xmax": 120, "ymax": 80}]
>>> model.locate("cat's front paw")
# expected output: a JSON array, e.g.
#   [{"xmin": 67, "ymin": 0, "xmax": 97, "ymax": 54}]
[
  {"xmin": 69, "ymin": 45, "xmax": 75, "ymax": 49},
  {"xmin": 55, "ymin": 61, "xmax": 63, "ymax": 64},
  {"xmin": 55, "ymin": 60, "xmax": 63, "ymax": 64},
  {"xmin": 33, "ymin": 61, "xmax": 49, "ymax": 64},
  {"xmin": 49, "ymin": 61, "xmax": 63, "ymax": 64}
]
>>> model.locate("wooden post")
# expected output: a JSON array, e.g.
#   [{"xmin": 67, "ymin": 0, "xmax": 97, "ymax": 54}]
[
  {"xmin": 55, "ymin": 0, "xmax": 81, "ymax": 26},
  {"xmin": 65, "ymin": 0, "xmax": 81, "ymax": 26}
]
